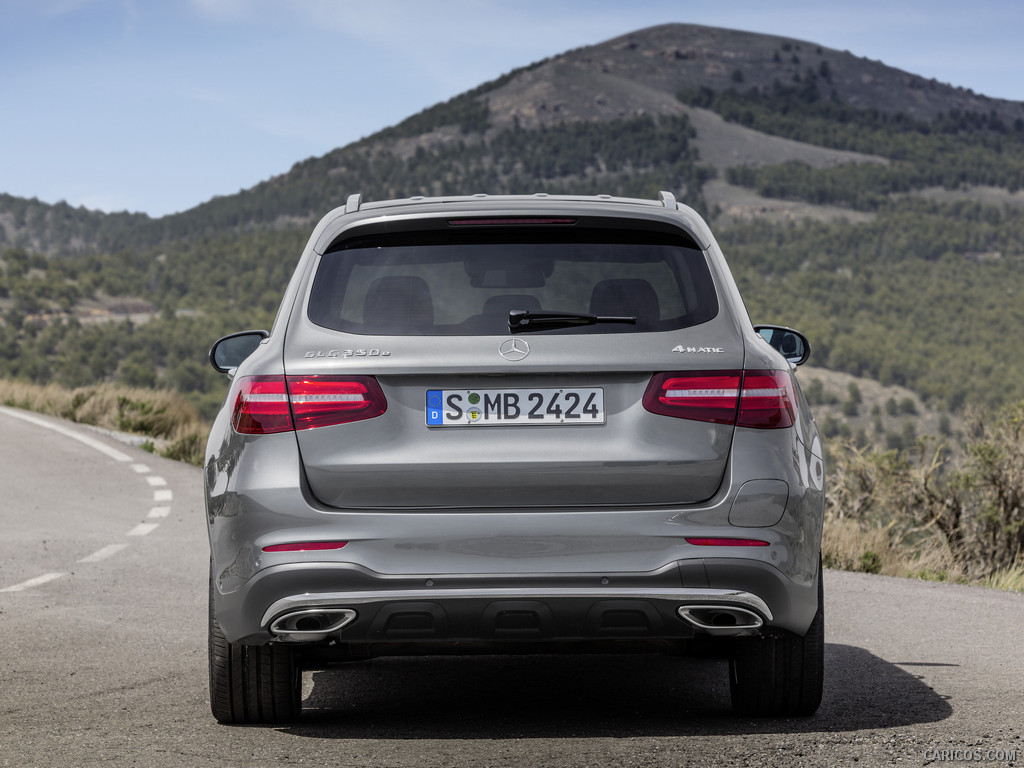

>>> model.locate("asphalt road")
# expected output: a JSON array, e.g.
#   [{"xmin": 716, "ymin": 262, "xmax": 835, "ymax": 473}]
[{"xmin": 2, "ymin": 406, "xmax": 1022, "ymax": 768}]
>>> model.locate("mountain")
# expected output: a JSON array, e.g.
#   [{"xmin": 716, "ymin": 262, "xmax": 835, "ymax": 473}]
[
  {"xmin": 486, "ymin": 24, "xmax": 1024, "ymax": 126},
  {"xmin": 5, "ymin": 23, "xmax": 1023, "ymax": 253},
  {"xmin": 4, "ymin": 23, "xmax": 1024, "ymax": 421}
]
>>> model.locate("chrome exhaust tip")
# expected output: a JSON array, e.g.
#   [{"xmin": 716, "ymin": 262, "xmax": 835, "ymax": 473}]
[
  {"xmin": 269, "ymin": 608, "xmax": 356, "ymax": 642},
  {"xmin": 677, "ymin": 605, "xmax": 764, "ymax": 637}
]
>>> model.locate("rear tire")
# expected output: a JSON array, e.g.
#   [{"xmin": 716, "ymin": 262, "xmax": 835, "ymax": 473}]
[
  {"xmin": 209, "ymin": 571, "xmax": 301, "ymax": 724},
  {"xmin": 729, "ymin": 562, "xmax": 824, "ymax": 717}
]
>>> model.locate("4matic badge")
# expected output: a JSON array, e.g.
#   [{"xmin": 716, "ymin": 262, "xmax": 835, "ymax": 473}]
[{"xmin": 672, "ymin": 345, "xmax": 725, "ymax": 354}]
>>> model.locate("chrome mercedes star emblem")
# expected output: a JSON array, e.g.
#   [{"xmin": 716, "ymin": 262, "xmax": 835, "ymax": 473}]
[{"xmin": 498, "ymin": 338, "xmax": 530, "ymax": 361}]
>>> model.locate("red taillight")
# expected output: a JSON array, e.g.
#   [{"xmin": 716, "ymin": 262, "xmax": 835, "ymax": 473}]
[
  {"xmin": 643, "ymin": 371, "xmax": 741, "ymax": 425},
  {"xmin": 685, "ymin": 537, "xmax": 770, "ymax": 547},
  {"xmin": 232, "ymin": 376, "xmax": 293, "ymax": 434},
  {"xmin": 737, "ymin": 371, "xmax": 796, "ymax": 429},
  {"xmin": 643, "ymin": 370, "xmax": 796, "ymax": 429},
  {"xmin": 231, "ymin": 375, "xmax": 387, "ymax": 434},
  {"xmin": 262, "ymin": 541, "xmax": 348, "ymax": 552},
  {"xmin": 287, "ymin": 375, "xmax": 387, "ymax": 430}
]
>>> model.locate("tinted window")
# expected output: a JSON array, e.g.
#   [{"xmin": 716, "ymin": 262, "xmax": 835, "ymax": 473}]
[{"xmin": 308, "ymin": 227, "xmax": 718, "ymax": 336}]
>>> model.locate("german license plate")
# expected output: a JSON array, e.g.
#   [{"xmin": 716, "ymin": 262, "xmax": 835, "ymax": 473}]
[{"xmin": 426, "ymin": 388, "xmax": 605, "ymax": 426}]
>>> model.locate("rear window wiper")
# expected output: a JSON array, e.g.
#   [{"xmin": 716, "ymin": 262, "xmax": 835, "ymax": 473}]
[{"xmin": 508, "ymin": 310, "xmax": 638, "ymax": 333}]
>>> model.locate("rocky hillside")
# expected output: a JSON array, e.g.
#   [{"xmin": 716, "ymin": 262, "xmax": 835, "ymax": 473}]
[{"xmin": 486, "ymin": 24, "xmax": 1024, "ymax": 128}]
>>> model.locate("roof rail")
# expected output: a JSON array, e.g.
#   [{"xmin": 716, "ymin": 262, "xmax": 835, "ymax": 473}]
[
  {"xmin": 345, "ymin": 193, "xmax": 363, "ymax": 214},
  {"xmin": 658, "ymin": 190, "xmax": 677, "ymax": 209}
]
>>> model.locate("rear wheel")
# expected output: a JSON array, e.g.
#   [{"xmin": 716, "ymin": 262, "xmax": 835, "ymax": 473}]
[
  {"xmin": 208, "ymin": 572, "xmax": 301, "ymax": 724},
  {"xmin": 729, "ymin": 563, "xmax": 824, "ymax": 717}
]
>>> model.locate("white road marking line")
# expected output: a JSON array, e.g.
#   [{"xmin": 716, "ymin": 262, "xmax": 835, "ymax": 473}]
[
  {"xmin": 1, "ymin": 407, "xmax": 176, "ymax": 576},
  {"xmin": 0, "ymin": 572, "xmax": 67, "ymax": 593},
  {"xmin": 0, "ymin": 407, "xmax": 132, "ymax": 463},
  {"xmin": 78, "ymin": 544, "xmax": 129, "ymax": 563}
]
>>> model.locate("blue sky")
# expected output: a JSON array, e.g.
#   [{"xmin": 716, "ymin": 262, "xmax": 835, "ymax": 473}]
[{"xmin": 3, "ymin": 0, "xmax": 1024, "ymax": 218}]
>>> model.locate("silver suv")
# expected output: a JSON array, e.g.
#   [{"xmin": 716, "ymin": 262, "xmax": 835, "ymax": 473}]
[{"xmin": 205, "ymin": 191, "xmax": 825, "ymax": 723}]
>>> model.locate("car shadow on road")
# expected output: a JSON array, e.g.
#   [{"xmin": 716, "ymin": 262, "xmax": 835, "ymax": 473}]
[{"xmin": 283, "ymin": 642, "xmax": 952, "ymax": 738}]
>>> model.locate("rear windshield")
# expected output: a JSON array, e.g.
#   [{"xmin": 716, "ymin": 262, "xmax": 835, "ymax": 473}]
[{"xmin": 308, "ymin": 226, "xmax": 719, "ymax": 336}]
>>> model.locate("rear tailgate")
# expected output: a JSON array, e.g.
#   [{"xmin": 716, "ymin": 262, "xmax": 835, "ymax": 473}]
[{"xmin": 283, "ymin": 218, "xmax": 744, "ymax": 509}]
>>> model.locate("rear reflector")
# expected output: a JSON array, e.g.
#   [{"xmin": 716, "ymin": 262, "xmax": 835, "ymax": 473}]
[
  {"xmin": 685, "ymin": 537, "xmax": 770, "ymax": 547},
  {"xmin": 643, "ymin": 370, "xmax": 796, "ymax": 429},
  {"xmin": 230, "ymin": 375, "xmax": 387, "ymax": 434},
  {"xmin": 262, "ymin": 541, "xmax": 348, "ymax": 552}
]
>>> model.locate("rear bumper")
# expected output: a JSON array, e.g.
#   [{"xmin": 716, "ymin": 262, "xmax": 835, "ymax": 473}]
[
  {"xmin": 207, "ymin": 419, "xmax": 824, "ymax": 652},
  {"xmin": 214, "ymin": 558, "xmax": 817, "ymax": 647}
]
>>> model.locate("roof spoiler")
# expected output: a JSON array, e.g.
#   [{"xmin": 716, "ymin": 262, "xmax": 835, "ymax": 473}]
[{"xmin": 343, "ymin": 190, "xmax": 678, "ymax": 213}]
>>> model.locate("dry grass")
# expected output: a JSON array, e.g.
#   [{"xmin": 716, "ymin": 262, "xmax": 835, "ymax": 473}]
[
  {"xmin": 824, "ymin": 427, "xmax": 1024, "ymax": 592},
  {"xmin": 823, "ymin": 517, "xmax": 966, "ymax": 583},
  {"xmin": 984, "ymin": 559, "xmax": 1024, "ymax": 593},
  {"xmin": 824, "ymin": 514, "xmax": 1024, "ymax": 592},
  {"xmin": 0, "ymin": 379, "xmax": 208, "ymax": 465}
]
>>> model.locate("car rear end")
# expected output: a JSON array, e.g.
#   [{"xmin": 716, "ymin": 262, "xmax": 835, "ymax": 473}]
[{"xmin": 205, "ymin": 193, "xmax": 825, "ymax": 722}]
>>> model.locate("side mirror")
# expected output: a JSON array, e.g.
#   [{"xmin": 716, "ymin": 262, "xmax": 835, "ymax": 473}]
[
  {"xmin": 209, "ymin": 330, "xmax": 269, "ymax": 374},
  {"xmin": 754, "ymin": 325, "xmax": 811, "ymax": 366}
]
